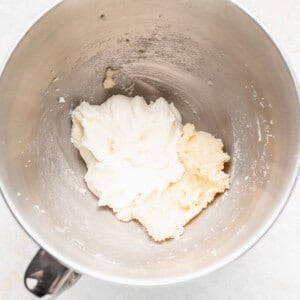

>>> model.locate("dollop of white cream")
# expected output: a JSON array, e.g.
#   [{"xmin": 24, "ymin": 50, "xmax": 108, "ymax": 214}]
[
  {"xmin": 71, "ymin": 95, "xmax": 229, "ymax": 241},
  {"xmin": 71, "ymin": 95, "xmax": 184, "ymax": 220}
]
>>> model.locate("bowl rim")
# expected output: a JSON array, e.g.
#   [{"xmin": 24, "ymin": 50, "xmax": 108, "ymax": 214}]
[{"xmin": 0, "ymin": 0, "xmax": 299, "ymax": 286}]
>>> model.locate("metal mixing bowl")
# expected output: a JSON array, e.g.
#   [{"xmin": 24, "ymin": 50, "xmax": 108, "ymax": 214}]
[{"xmin": 0, "ymin": 0, "xmax": 299, "ymax": 296}]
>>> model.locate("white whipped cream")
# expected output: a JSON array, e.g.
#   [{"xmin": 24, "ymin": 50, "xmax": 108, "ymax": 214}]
[{"xmin": 71, "ymin": 95, "xmax": 229, "ymax": 241}]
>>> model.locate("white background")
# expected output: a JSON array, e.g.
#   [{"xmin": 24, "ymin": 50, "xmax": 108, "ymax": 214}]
[{"xmin": 0, "ymin": 0, "xmax": 299, "ymax": 299}]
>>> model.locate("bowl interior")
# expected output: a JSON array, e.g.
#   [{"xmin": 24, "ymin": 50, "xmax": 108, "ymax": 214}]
[{"xmin": 0, "ymin": 0, "xmax": 299, "ymax": 283}]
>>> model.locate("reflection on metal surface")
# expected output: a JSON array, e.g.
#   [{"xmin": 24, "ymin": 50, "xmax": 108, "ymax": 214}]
[{"xmin": 24, "ymin": 249, "xmax": 80, "ymax": 297}]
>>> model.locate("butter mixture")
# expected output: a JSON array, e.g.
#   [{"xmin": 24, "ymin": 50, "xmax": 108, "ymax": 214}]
[{"xmin": 71, "ymin": 95, "xmax": 229, "ymax": 241}]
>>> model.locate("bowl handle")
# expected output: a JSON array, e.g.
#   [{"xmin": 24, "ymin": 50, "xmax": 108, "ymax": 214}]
[{"xmin": 24, "ymin": 249, "xmax": 81, "ymax": 297}]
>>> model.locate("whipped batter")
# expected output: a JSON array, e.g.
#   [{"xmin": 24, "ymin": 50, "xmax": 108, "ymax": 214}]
[{"xmin": 71, "ymin": 95, "xmax": 229, "ymax": 241}]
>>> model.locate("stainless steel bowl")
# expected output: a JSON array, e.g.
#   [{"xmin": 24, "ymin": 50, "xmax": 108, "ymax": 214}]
[{"xmin": 0, "ymin": 0, "xmax": 299, "ymax": 297}]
